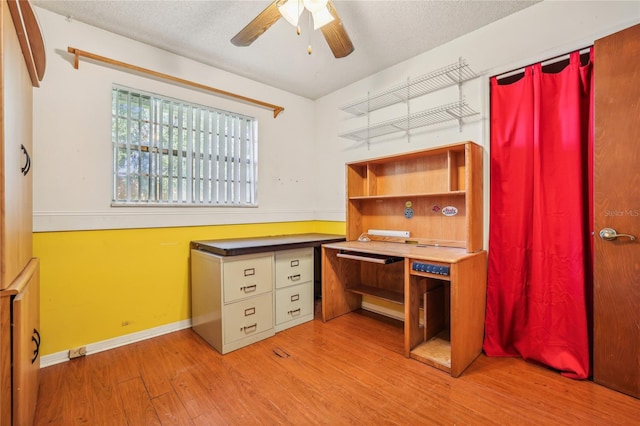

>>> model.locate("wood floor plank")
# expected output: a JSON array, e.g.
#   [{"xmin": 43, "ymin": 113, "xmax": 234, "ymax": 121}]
[
  {"xmin": 87, "ymin": 349, "xmax": 126, "ymax": 422},
  {"xmin": 118, "ymin": 377, "xmax": 161, "ymax": 425},
  {"xmin": 35, "ymin": 310, "xmax": 640, "ymax": 425},
  {"xmin": 152, "ymin": 391, "xmax": 195, "ymax": 425},
  {"xmin": 274, "ymin": 323, "xmax": 435, "ymax": 424},
  {"xmin": 62, "ymin": 357, "xmax": 95, "ymax": 424},
  {"xmin": 226, "ymin": 342, "xmax": 333, "ymax": 424},
  {"xmin": 189, "ymin": 351, "xmax": 279, "ymax": 424},
  {"xmin": 170, "ymin": 364, "xmax": 256, "ymax": 424},
  {"xmin": 33, "ymin": 363, "xmax": 66, "ymax": 425},
  {"xmin": 101, "ymin": 341, "xmax": 140, "ymax": 384},
  {"xmin": 133, "ymin": 337, "xmax": 175, "ymax": 398}
]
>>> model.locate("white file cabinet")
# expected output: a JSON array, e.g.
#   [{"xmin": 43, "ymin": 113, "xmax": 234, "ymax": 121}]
[
  {"xmin": 274, "ymin": 248, "xmax": 314, "ymax": 332},
  {"xmin": 191, "ymin": 250, "xmax": 275, "ymax": 354}
]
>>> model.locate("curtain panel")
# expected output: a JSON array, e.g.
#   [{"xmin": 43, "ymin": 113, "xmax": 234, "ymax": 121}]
[{"xmin": 484, "ymin": 50, "xmax": 594, "ymax": 379}]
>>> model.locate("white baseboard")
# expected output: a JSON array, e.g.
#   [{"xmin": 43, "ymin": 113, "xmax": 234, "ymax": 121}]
[{"xmin": 40, "ymin": 319, "xmax": 192, "ymax": 368}]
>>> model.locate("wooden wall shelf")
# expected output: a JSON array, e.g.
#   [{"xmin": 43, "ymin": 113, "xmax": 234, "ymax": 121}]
[{"xmin": 68, "ymin": 47, "xmax": 285, "ymax": 118}]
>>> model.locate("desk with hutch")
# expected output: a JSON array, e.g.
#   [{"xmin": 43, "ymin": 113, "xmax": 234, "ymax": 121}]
[{"xmin": 321, "ymin": 141, "xmax": 487, "ymax": 377}]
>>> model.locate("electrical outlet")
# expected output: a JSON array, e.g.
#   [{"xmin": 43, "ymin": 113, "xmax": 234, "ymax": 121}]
[{"xmin": 69, "ymin": 346, "xmax": 87, "ymax": 359}]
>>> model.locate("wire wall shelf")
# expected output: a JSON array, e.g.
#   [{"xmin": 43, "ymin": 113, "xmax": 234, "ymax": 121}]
[
  {"xmin": 340, "ymin": 59, "xmax": 477, "ymax": 116},
  {"xmin": 339, "ymin": 100, "xmax": 478, "ymax": 142}
]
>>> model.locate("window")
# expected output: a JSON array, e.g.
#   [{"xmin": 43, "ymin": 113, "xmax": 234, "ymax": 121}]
[{"xmin": 111, "ymin": 85, "xmax": 258, "ymax": 206}]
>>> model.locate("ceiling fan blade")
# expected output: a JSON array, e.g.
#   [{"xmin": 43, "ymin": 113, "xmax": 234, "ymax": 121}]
[
  {"xmin": 231, "ymin": 1, "xmax": 282, "ymax": 47},
  {"xmin": 321, "ymin": 0, "xmax": 354, "ymax": 58}
]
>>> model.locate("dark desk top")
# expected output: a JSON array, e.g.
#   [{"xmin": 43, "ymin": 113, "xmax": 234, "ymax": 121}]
[{"xmin": 191, "ymin": 233, "xmax": 346, "ymax": 256}]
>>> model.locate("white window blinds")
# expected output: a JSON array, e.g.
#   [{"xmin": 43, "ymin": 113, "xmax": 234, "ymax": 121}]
[{"xmin": 111, "ymin": 85, "xmax": 258, "ymax": 206}]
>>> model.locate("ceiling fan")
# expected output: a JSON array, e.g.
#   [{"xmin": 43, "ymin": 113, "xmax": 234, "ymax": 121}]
[{"xmin": 231, "ymin": 0, "xmax": 354, "ymax": 58}]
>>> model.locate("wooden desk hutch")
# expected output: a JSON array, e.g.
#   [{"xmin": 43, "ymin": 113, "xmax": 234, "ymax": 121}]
[{"xmin": 322, "ymin": 141, "xmax": 487, "ymax": 377}]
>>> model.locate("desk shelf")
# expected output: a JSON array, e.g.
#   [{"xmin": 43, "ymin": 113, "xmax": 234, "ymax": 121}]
[
  {"xmin": 347, "ymin": 284, "xmax": 404, "ymax": 305},
  {"xmin": 410, "ymin": 331, "xmax": 452, "ymax": 373},
  {"xmin": 349, "ymin": 190, "xmax": 465, "ymax": 201}
]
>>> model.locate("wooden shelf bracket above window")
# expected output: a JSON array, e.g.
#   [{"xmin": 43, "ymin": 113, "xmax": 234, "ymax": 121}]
[{"xmin": 67, "ymin": 47, "xmax": 285, "ymax": 118}]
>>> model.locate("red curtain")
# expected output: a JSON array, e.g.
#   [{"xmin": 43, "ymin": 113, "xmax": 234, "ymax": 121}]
[{"xmin": 484, "ymin": 49, "xmax": 594, "ymax": 379}]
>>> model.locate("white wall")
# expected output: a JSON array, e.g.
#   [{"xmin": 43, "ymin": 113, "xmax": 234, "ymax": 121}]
[
  {"xmin": 33, "ymin": 7, "xmax": 316, "ymax": 231},
  {"xmin": 33, "ymin": 2, "xmax": 640, "ymax": 232},
  {"xmin": 312, "ymin": 0, "xmax": 640, "ymax": 235}
]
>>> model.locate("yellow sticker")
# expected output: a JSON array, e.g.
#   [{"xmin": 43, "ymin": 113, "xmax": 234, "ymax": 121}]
[{"xmin": 405, "ymin": 201, "xmax": 412, "ymax": 208}]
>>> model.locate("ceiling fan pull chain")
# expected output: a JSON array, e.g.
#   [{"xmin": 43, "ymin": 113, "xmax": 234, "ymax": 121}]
[
  {"xmin": 308, "ymin": 11, "xmax": 313, "ymax": 54},
  {"xmin": 297, "ymin": 0, "xmax": 302, "ymax": 35}
]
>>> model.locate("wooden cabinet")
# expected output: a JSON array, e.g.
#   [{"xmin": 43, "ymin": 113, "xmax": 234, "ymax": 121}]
[
  {"xmin": 1, "ymin": 260, "xmax": 40, "ymax": 426},
  {"xmin": 191, "ymin": 250, "xmax": 275, "ymax": 354},
  {"xmin": 1, "ymin": 1, "xmax": 44, "ymax": 424},
  {"xmin": 1, "ymin": 0, "xmax": 35, "ymax": 291},
  {"xmin": 346, "ymin": 141, "xmax": 483, "ymax": 252},
  {"xmin": 323, "ymin": 141, "xmax": 486, "ymax": 377},
  {"xmin": 274, "ymin": 248, "xmax": 314, "ymax": 332}
]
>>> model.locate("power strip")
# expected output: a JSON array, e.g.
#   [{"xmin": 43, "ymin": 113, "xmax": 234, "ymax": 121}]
[{"xmin": 367, "ymin": 229, "xmax": 410, "ymax": 238}]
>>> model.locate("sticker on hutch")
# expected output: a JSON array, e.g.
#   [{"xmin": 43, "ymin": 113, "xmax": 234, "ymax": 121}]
[{"xmin": 442, "ymin": 206, "xmax": 458, "ymax": 216}]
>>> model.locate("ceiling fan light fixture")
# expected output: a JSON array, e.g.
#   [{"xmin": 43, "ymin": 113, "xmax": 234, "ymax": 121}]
[
  {"xmin": 311, "ymin": 7, "xmax": 334, "ymax": 30},
  {"xmin": 302, "ymin": 0, "xmax": 328, "ymax": 13},
  {"xmin": 278, "ymin": 0, "xmax": 303, "ymax": 27},
  {"xmin": 231, "ymin": 0, "xmax": 353, "ymax": 58}
]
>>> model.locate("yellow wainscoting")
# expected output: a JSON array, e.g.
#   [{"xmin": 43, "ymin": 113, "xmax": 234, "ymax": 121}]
[{"xmin": 33, "ymin": 221, "xmax": 345, "ymax": 356}]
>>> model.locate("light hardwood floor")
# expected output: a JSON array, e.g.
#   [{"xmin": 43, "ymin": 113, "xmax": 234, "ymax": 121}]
[{"xmin": 34, "ymin": 308, "xmax": 640, "ymax": 425}]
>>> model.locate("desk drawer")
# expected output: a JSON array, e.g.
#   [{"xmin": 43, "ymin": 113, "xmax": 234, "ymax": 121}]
[
  {"xmin": 223, "ymin": 292, "xmax": 273, "ymax": 344},
  {"xmin": 275, "ymin": 282, "xmax": 313, "ymax": 325},
  {"xmin": 223, "ymin": 255, "xmax": 273, "ymax": 303},
  {"xmin": 275, "ymin": 248, "xmax": 313, "ymax": 289}
]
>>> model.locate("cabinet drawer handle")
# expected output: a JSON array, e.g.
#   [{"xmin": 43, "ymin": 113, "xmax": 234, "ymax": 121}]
[
  {"xmin": 288, "ymin": 308, "xmax": 301, "ymax": 317},
  {"xmin": 288, "ymin": 274, "xmax": 301, "ymax": 281},
  {"xmin": 243, "ymin": 268, "xmax": 255, "ymax": 277},
  {"xmin": 290, "ymin": 260, "xmax": 299, "ymax": 267},
  {"xmin": 21, "ymin": 144, "xmax": 31, "ymax": 176},
  {"xmin": 244, "ymin": 307, "xmax": 256, "ymax": 316},
  {"xmin": 240, "ymin": 284, "xmax": 257, "ymax": 293},
  {"xmin": 290, "ymin": 294, "xmax": 300, "ymax": 302},
  {"xmin": 31, "ymin": 328, "xmax": 41, "ymax": 364},
  {"xmin": 241, "ymin": 323, "xmax": 257, "ymax": 333}
]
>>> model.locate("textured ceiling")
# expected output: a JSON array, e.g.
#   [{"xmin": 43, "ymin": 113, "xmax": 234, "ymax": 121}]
[{"xmin": 33, "ymin": 0, "xmax": 540, "ymax": 99}]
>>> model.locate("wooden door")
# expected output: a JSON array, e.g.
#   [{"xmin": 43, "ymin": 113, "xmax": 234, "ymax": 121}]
[{"xmin": 593, "ymin": 23, "xmax": 640, "ymax": 399}]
